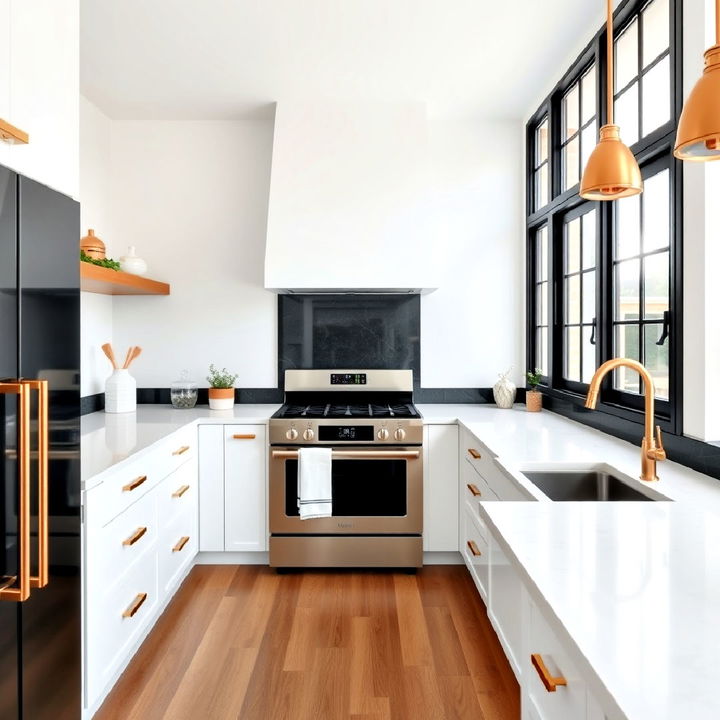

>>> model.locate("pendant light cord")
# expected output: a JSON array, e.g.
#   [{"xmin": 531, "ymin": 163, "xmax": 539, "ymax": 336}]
[
  {"xmin": 607, "ymin": 0, "xmax": 614, "ymax": 125},
  {"xmin": 716, "ymin": 0, "xmax": 720, "ymax": 46}
]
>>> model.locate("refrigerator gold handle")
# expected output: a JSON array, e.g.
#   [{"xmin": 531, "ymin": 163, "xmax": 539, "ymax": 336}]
[
  {"xmin": 23, "ymin": 380, "xmax": 49, "ymax": 589},
  {"xmin": 0, "ymin": 382, "xmax": 31, "ymax": 602}
]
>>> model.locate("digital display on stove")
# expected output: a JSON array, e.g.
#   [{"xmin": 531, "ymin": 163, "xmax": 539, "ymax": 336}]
[
  {"xmin": 330, "ymin": 373, "xmax": 367, "ymax": 385},
  {"xmin": 318, "ymin": 426, "xmax": 374, "ymax": 441}
]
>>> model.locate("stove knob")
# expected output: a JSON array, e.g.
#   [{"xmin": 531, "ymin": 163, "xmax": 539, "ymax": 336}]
[
  {"xmin": 303, "ymin": 428, "xmax": 315, "ymax": 441},
  {"xmin": 394, "ymin": 428, "xmax": 406, "ymax": 442},
  {"xmin": 378, "ymin": 428, "xmax": 390, "ymax": 441},
  {"xmin": 286, "ymin": 428, "xmax": 299, "ymax": 441}
]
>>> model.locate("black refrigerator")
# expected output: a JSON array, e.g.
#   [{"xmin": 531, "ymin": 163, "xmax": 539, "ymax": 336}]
[{"xmin": 0, "ymin": 164, "xmax": 80, "ymax": 719}]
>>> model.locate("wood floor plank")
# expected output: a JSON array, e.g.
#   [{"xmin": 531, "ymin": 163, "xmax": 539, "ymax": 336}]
[{"xmin": 96, "ymin": 565, "xmax": 520, "ymax": 720}]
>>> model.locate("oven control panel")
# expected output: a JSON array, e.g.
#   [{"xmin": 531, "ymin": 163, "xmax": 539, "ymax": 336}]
[{"xmin": 271, "ymin": 419, "xmax": 423, "ymax": 445}]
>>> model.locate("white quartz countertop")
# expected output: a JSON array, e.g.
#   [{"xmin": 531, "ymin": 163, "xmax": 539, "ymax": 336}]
[
  {"xmin": 480, "ymin": 501, "xmax": 720, "ymax": 720},
  {"xmin": 417, "ymin": 404, "xmax": 720, "ymax": 507},
  {"xmin": 81, "ymin": 404, "xmax": 280, "ymax": 486}
]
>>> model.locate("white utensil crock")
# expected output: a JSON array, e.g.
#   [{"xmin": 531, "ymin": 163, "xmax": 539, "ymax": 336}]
[{"xmin": 105, "ymin": 369, "xmax": 137, "ymax": 413}]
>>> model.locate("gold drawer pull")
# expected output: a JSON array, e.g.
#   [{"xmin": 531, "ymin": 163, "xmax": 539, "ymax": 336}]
[
  {"xmin": 172, "ymin": 484, "xmax": 190, "ymax": 498},
  {"xmin": 122, "ymin": 526, "xmax": 147, "ymax": 546},
  {"xmin": 232, "ymin": 433, "xmax": 256, "ymax": 440},
  {"xmin": 467, "ymin": 483, "xmax": 482, "ymax": 497},
  {"xmin": 172, "ymin": 445, "xmax": 190, "ymax": 456},
  {"xmin": 467, "ymin": 448, "xmax": 482, "ymax": 460},
  {"xmin": 173, "ymin": 536, "xmax": 190, "ymax": 553},
  {"xmin": 122, "ymin": 592, "xmax": 148, "ymax": 618},
  {"xmin": 122, "ymin": 475, "xmax": 147, "ymax": 492},
  {"xmin": 531, "ymin": 653, "xmax": 567, "ymax": 692},
  {"xmin": 466, "ymin": 540, "xmax": 482, "ymax": 557}
]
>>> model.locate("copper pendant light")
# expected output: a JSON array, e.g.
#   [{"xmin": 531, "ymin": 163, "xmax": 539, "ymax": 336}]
[
  {"xmin": 674, "ymin": 0, "xmax": 720, "ymax": 160},
  {"xmin": 580, "ymin": 0, "xmax": 643, "ymax": 200}
]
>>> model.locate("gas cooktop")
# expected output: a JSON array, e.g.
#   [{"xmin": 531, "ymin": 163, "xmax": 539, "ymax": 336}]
[{"xmin": 272, "ymin": 402, "xmax": 419, "ymax": 420}]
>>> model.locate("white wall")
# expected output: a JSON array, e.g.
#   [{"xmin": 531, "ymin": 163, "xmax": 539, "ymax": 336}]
[{"xmin": 79, "ymin": 98, "xmax": 525, "ymax": 395}]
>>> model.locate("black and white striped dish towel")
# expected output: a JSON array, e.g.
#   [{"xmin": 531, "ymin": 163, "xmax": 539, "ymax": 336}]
[{"xmin": 297, "ymin": 447, "xmax": 332, "ymax": 519}]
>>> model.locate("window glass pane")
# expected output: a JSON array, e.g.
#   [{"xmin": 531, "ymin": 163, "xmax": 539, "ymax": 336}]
[
  {"xmin": 537, "ymin": 327, "xmax": 548, "ymax": 377},
  {"xmin": 642, "ymin": 0, "xmax": 669, "ymax": 68},
  {"xmin": 615, "ymin": 258, "xmax": 640, "ymax": 320},
  {"xmin": 536, "ymin": 118, "xmax": 549, "ymax": 165},
  {"xmin": 566, "ymin": 275, "xmax": 581, "ymax": 324},
  {"xmin": 537, "ymin": 283, "xmax": 548, "ymax": 325},
  {"xmin": 563, "ymin": 83, "xmax": 580, "ymax": 140},
  {"xmin": 615, "ymin": 82, "xmax": 639, "ymax": 146},
  {"xmin": 643, "ymin": 169, "xmax": 670, "ymax": 252},
  {"xmin": 642, "ymin": 55, "xmax": 671, "ymax": 136},
  {"xmin": 615, "ymin": 19, "xmax": 639, "ymax": 90},
  {"xmin": 581, "ymin": 121, "xmax": 597, "ymax": 177},
  {"xmin": 563, "ymin": 137, "xmax": 580, "ymax": 191},
  {"xmin": 644, "ymin": 324, "xmax": 669, "ymax": 400},
  {"xmin": 644, "ymin": 251, "xmax": 669, "ymax": 320},
  {"xmin": 565, "ymin": 327, "xmax": 581, "ymax": 382},
  {"xmin": 582, "ymin": 326, "xmax": 596, "ymax": 384},
  {"xmin": 537, "ymin": 227, "xmax": 549, "ymax": 281},
  {"xmin": 616, "ymin": 193, "xmax": 641, "ymax": 260},
  {"xmin": 582, "ymin": 212, "xmax": 596, "ymax": 269},
  {"xmin": 566, "ymin": 218, "xmax": 581, "ymax": 273},
  {"xmin": 583, "ymin": 270, "xmax": 596, "ymax": 323},
  {"xmin": 581, "ymin": 66, "xmax": 596, "ymax": 124},
  {"xmin": 614, "ymin": 325, "xmax": 640, "ymax": 392},
  {"xmin": 535, "ymin": 165, "xmax": 549, "ymax": 209}
]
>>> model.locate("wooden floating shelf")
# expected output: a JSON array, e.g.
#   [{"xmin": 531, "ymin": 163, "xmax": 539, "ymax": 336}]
[{"xmin": 80, "ymin": 263, "xmax": 170, "ymax": 296}]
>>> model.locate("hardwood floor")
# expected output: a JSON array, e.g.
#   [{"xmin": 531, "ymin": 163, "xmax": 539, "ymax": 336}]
[{"xmin": 96, "ymin": 565, "xmax": 520, "ymax": 720}]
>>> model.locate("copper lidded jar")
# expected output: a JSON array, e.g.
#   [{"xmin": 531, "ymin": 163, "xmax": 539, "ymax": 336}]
[{"xmin": 80, "ymin": 228, "xmax": 106, "ymax": 259}]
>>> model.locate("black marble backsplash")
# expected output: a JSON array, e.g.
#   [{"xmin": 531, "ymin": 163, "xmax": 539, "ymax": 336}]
[{"xmin": 278, "ymin": 294, "xmax": 420, "ymax": 387}]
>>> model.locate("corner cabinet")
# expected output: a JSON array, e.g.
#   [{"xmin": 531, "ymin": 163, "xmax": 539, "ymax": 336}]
[{"xmin": 198, "ymin": 424, "xmax": 267, "ymax": 553}]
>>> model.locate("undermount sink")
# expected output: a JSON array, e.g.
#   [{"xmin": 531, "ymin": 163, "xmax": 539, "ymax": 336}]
[{"xmin": 522, "ymin": 470, "xmax": 654, "ymax": 502}]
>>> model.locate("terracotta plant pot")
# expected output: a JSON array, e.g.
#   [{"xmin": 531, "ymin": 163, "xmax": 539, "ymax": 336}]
[
  {"xmin": 208, "ymin": 387, "xmax": 234, "ymax": 410},
  {"xmin": 526, "ymin": 390, "xmax": 542, "ymax": 412}
]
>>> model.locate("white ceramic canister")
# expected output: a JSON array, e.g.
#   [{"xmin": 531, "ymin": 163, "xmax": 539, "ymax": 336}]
[
  {"xmin": 119, "ymin": 246, "xmax": 148, "ymax": 276},
  {"xmin": 493, "ymin": 367, "xmax": 517, "ymax": 409},
  {"xmin": 105, "ymin": 369, "xmax": 137, "ymax": 413}
]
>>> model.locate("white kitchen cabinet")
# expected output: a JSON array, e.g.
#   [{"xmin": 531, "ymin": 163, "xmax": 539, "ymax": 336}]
[
  {"xmin": 423, "ymin": 424, "xmax": 459, "ymax": 551},
  {"xmin": 461, "ymin": 507, "xmax": 490, "ymax": 601},
  {"xmin": 198, "ymin": 424, "xmax": 225, "ymax": 551},
  {"xmin": 224, "ymin": 425, "xmax": 267, "ymax": 552},
  {"xmin": 0, "ymin": 0, "xmax": 79, "ymax": 197}
]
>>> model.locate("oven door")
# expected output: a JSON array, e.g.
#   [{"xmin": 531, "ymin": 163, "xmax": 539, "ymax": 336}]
[{"xmin": 269, "ymin": 446, "xmax": 422, "ymax": 535}]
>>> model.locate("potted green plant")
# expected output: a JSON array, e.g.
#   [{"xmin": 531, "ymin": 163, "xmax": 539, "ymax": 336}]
[
  {"xmin": 526, "ymin": 369, "xmax": 543, "ymax": 412},
  {"xmin": 206, "ymin": 364, "xmax": 238, "ymax": 410}
]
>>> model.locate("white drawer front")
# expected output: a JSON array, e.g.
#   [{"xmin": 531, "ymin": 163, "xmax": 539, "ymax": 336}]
[
  {"xmin": 526, "ymin": 600, "xmax": 587, "ymax": 720},
  {"xmin": 87, "ymin": 485, "xmax": 158, "ymax": 594},
  {"xmin": 159, "ymin": 425, "xmax": 197, "ymax": 478},
  {"xmin": 462, "ymin": 507, "xmax": 489, "ymax": 602},
  {"xmin": 86, "ymin": 543, "xmax": 158, "ymax": 705},
  {"xmin": 158, "ymin": 460, "xmax": 197, "ymax": 529},
  {"xmin": 158, "ymin": 502, "xmax": 198, "ymax": 596}
]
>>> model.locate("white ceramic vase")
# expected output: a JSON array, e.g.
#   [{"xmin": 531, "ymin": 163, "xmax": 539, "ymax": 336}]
[
  {"xmin": 493, "ymin": 368, "xmax": 516, "ymax": 409},
  {"xmin": 105, "ymin": 369, "xmax": 137, "ymax": 413},
  {"xmin": 119, "ymin": 246, "xmax": 148, "ymax": 276}
]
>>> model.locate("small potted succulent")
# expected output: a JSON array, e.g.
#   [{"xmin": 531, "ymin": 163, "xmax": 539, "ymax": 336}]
[
  {"xmin": 206, "ymin": 364, "xmax": 238, "ymax": 410},
  {"xmin": 526, "ymin": 369, "xmax": 543, "ymax": 412}
]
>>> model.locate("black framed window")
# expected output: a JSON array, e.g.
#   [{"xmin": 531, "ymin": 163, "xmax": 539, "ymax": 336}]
[
  {"xmin": 531, "ymin": 117, "xmax": 550, "ymax": 211},
  {"xmin": 526, "ymin": 0, "xmax": 682, "ymax": 433}
]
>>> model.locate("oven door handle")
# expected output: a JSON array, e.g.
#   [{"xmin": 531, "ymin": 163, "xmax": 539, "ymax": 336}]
[{"xmin": 271, "ymin": 449, "xmax": 420, "ymax": 460}]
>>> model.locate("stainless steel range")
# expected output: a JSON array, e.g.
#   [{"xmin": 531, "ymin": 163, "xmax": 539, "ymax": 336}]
[{"xmin": 269, "ymin": 369, "xmax": 423, "ymax": 569}]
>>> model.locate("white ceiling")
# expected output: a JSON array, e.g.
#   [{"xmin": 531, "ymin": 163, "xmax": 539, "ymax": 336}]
[{"xmin": 80, "ymin": 0, "xmax": 605, "ymax": 121}]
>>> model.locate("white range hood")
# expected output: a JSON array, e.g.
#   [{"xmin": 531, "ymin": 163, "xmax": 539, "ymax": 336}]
[{"xmin": 264, "ymin": 100, "xmax": 438, "ymax": 293}]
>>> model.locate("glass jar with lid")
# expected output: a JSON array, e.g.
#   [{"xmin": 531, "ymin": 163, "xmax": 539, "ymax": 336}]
[{"xmin": 171, "ymin": 370, "xmax": 198, "ymax": 409}]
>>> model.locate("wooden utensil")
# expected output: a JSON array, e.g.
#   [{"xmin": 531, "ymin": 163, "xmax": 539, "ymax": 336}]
[
  {"xmin": 126, "ymin": 346, "xmax": 142, "ymax": 369},
  {"xmin": 101, "ymin": 343, "xmax": 118, "ymax": 370},
  {"xmin": 122, "ymin": 347, "xmax": 134, "ymax": 370}
]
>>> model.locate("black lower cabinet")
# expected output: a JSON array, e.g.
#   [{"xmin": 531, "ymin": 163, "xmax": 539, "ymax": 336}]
[{"xmin": 0, "ymin": 165, "xmax": 80, "ymax": 719}]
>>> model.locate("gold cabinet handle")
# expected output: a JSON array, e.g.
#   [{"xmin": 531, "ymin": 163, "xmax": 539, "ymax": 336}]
[
  {"xmin": 468, "ymin": 448, "xmax": 482, "ymax": 459},
  {"xmin": 172, "ymin": 484, "xmax": 190, "ymax": 498},
  {"xmin": 0, "ymin": 382, "xmax": 31, "ymax": 602},
  {"xmin": 466, "ymin": 540, "xmax": 482, "ymax": 557},
  {"xmin": 466, "ymin": 483, "xmax": 482, "ymax": 497},
  {"xmin": 531, "ymin": 653, "xmax": 567, "ymax": 692},
  {"xmin": 172, "ymin": 445, "xmax": 190, "ymax": 456},
  {"xmin": 122, "ymin": 526, "xmax": 148, "ymax": 546},
  {"xmin": 172, "ymin": 536, "xmax": 190, "ymax": 553},
  {"xmin": 0, "ymin": 118, "xmax": 29, "ymax": 144},
  {"xmin": 122, "ymin": 475, "xmax": 147, "ymax": 492},
  {"xmin": 232, "ymin": 433, "xmax": 256, "ymax": 440},
  {"xmin": 122, "ymin": 592, "xmax": 148, "ymax": 618}
]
